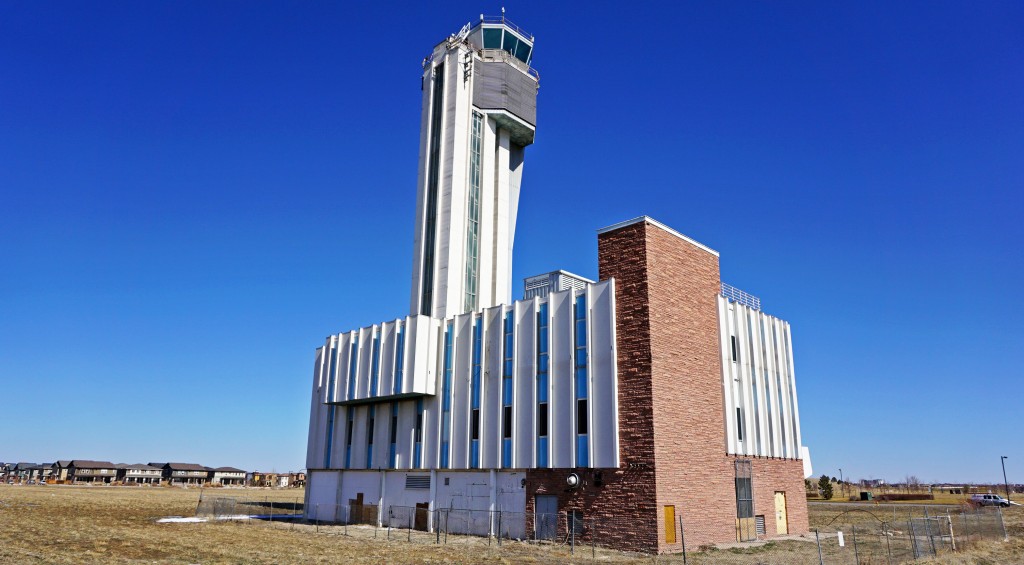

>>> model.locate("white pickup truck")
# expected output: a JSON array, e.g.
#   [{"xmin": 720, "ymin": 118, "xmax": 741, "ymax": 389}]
[{"xmin": 970, "ymin": 493, "xmax": 1011, "ymax": 507}]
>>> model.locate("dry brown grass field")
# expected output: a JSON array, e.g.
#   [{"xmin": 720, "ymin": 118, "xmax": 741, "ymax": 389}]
[{"xmin": 1, "ymin": 484, "xmax": 1020, "ymax": 564}]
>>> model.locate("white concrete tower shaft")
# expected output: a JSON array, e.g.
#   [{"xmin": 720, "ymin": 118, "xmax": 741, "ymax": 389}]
[{"xmin": 410, "ymin": 18, "xmax": 538, "ymax": 319}]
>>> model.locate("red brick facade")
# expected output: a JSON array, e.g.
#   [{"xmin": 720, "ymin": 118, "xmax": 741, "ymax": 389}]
[{"xmin": 524, "ymin": 218, "xmax": 808, "ymax": 553}]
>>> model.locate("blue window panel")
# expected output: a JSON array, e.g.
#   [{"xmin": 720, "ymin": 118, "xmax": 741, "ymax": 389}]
[
  {"xmin": 502, "ymin": 438, "xmax": 512, "ymax": 468},
  {"xmin": 366, "ymin": 445, "xmax": 373, "ymax": 469},
  {"xmin": 389, "ymin": 443, "xmax": 397, "ymax": 468},
  {"xmin": 575, "ymin": 368, "xmax": 588, "ymax": 399},
  {"xmin": 502, "ymin": 377, "xmax": 513, "ymax": 405},
  {"xmin": 345, "ymin": 446, "xmax": 352, "ymax": 469},
  {"xmin": 440, "ymin": 442, "xmax": 449, "ymax": 468},
  {"xmin": 394, "ymin": 327, "xmax": 405, "ymax": 393},
  {"xmin": 413, "ymin": 442, "xmax": 422, "ymax": 468},
  {"xmin": 470, "ymin": 440, "xmax": 480, "ymax": 469},
  {"xmin": 538, "ymin": 353, "xmax": 549, "ymax": 374},
  {"xmin": 537, "ymin": 436, "xmax": 548, "ymax": 468},
  {"xmin": 537, "ymin": 374, "xmax": 548, "ymax": 403},
  {"xmin": 347, "ymin": 339, "xmax": 359, "ymax": 400},
  {"xmin": 370, "ymin": 334, "xmax": 381, "ymax": 397},
  {"xmin": 576, "ymin": 435, "xmax": 589, "ymax": 467},
  {"xmin": 324, "ymin": 406, "xmax": 335, "ymax": 468}
]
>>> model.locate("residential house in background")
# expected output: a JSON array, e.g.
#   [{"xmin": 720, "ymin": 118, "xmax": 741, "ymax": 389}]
[
  {"xmin": 117, "ymin": 464, "xmax": 162, "ymax": 484},
  {"xmin": 52, "ymin": 460, "xmax": 71, "ymax": 482},
  {"xmin": 68, "ymin": 460, "xmax": 118, "ymax": 483},
  {"xmin": 156, "ymin": 463, "xmax": 209, "ymax": 485},
  {"xmin": 208, "ymin": 467, "xmax": 247, "ymax": 486}
]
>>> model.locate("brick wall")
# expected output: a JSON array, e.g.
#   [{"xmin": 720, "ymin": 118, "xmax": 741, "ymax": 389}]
[{"xmin": 520, "ymin": 218, "xmax": 809, "ymax": 554}]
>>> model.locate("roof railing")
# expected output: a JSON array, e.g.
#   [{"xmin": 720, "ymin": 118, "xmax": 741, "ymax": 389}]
[
  {"xmin": 479, "ymin": 15, "xmax": 533, "ymax": 40},
  {"xmin": 721, "ymin": 282, "xmax": 761, "ymax": 311}
]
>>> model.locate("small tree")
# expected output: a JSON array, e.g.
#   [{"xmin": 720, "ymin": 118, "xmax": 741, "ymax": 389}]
[{"xmin": 818, "ymin": 474, "xmax": 834, "ymax": 500}]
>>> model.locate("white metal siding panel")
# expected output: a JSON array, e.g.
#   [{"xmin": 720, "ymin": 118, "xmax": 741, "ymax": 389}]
[
  {"xmin": 720, "ymin": 299, "xmax": 737, "ymax": 455},
  {"xmin": 482, "ymin": 306, "xmax": 502, "ymax": 468},
  {"xmin": 550, "ymin": 289, "xmax": 573, "ymax": 468},
  {"xmin": 590, "ymin": 280, "xmax": 619, "ymax": 468},
  {"xmin": 380, "ymin": 321, "xmax": 396, "ymax": 397},
  {"xmin": 515, "ymin": 299, "xmax": 536, "ymax": 468}
]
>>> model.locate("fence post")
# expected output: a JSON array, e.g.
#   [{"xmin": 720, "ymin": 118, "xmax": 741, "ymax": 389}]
[
  {"xmin": 853, "ymin": 524, "xmax": 860, "ymax": 564},
  {"xmin": 409, "ymin": 510, "xmax": 412, "ymax": 542},
  {"xmin": 909, "ymin": 519, "xmax": 918, "ymax": 560},
  {"xmin": 497, "ymin": 511, "xmax": 502, "ymax": 547},
  {"xmin": 815, "ymin": 529, "xmax": 824, "ymax": 565},
  {"xmin": 998, "ymin": 507, "xmax": 1008, "ymax": 541},
  {"xmin": 884, "ymin": 522, "xmax": 892, "ymax": 565},
  {"xmin": 592, "ymin": 516, "xmax": 596, "ymax": 560},
  {"xmin": 316, "ymin": 504, "xmax": 320, "ymax": 533},
  {"xmin": 387, "ymin": 506, "xmax": 392, "ymax": 540},
  {"xmin": 570, "ymin": 511, "xmax": 575, "ymax": 555},
  {"xmin": 679, "ymin": 515, "xmax": 687, "ymax": 565},
  {"xmin": 945, "ymin": 513, "xmax": 954, "ymax": 552},
  {"xmin": 436, "ymin": 510, "xmax": 440, "ymax": 544}
]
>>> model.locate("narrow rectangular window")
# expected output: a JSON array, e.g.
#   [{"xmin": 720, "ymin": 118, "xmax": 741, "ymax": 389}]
[
  {"xmin": 736, "ymin": 407, "xmax": 744, "ymax": 441},
  {"xmin": 501, "ymin": 310, "xmax": 514, "ymax": 467},
  {"xmin": 324, "ymin": 345, "xmax": 337, "ymax": 468},
  {"xmin": 389, "ymin": 403, "xmax": 398, "ymax": 468},
  {"xmin": 731, "ymin": 335, "xmax": 739, "ymax": 362},
  {"xmin": 366, "ymin": 405, "xmax": 375, "ymax": 469},
  {"xmin": 413, "ymin": 398, "xmax": 423, "ymax": 468},
  {"xmin": 345, "ymin": 407, "xmax": 354, "ymax": 469},
  {"xmin": 394, "ymin": 325, "xmax": 405, "ymax": 393},
  {"xmin": 347, "ymin": 338, "xmax": 359, "ymax": 400},
  {"xmin": 574, "ymin": 295, "xmax": 589, "ymax": 466},
  {"xmin": 440, "ymin": 322, "xmax": 453, "ymax": 468},
  {"xmin": 536, "ymin": 303, "xmax": 549, "ymax": 467},
  {"xmin": 463, "ymin": 112, "xmax": 483, "ymax": 312},
  {"xmin": 470, "ymin": 318, "xmax": 482, "ymax": 469},
  {"xmin": 370, "ymin": 332, "xmax": 381, "ymax": 397}
]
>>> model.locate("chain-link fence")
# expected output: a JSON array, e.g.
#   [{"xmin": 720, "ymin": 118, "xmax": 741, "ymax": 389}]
[
  {"xmin": 192, "ymin": 499, "xmax": 1013, "ymax": 563},
  {"xmin": 195, "ymin": 496, "xmax": 304, "ymax": 521}
]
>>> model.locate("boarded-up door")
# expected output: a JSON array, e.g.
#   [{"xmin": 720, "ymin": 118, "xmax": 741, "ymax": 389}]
[
  {"xmin": 535, "ymin": 495, "xmax": 558, "ymax": 540},
  {"xmin": 664, "ymin": 505, "xmax": 676, "ymax": 544},
  {"xmin": 774, "ymin": 491, "xmax": 788, "ymax": 535}
]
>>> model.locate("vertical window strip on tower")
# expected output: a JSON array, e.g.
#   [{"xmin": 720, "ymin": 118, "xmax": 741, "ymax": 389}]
[
  {"xmin": 420, "ymin": 62, "xmax": 446, "ymax": 316},
  {"xmin": 574, "ymin": 294, "xmax": 589, "ymax": 466},
  {"xmin": 536, "ymin": 302, "xmax": 549, "ymax": 467},
  {"xmin": 370, "ymin": 332, "xmax": 381, "ymax": 397},
  {"xmin": 501, "ymin": 310, "xmax": 514, "ymax": 467},
  {"xmin": 394, "ymin": 324, "xmax": 405, "ymax": 393},
  {"xmin": 414, "ymin": 398, "xmax": 424, "ymax": 468},
  {"xmin": 389, "ymin": 403, "xmax": 398, "ymax": 468},
  {"xmin": 366, "ymin": 405, "xmax": 375, "ymax": 468},
  {"xmin": 347, "ymin": 338, "xmax": 359, "ymax": 400},
  {"xmin": 440, "ymin": 322, "xmax": 453, "ymax": 468},
  {"xmin": 345, "ymin": 407, "xmax": 354, "ymax": 469},
  {"xmin": 464, "ymin": 112, "xmax": 483, "ymax": 313},
  {"xmin": 324, "ymin": 345, "xmax": 338, "ymax": 468},
  {"xmin": 748, "ymin": 315, "xmax": 762, "ymax": 455},
  {"xmin": 470, "ymin": 318, "xmax": 482, "ymax": 468}
]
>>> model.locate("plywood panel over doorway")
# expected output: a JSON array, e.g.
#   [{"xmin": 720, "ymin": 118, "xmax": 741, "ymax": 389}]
[{"xmin": 774, "ymin": 491, "xmax": 788, "ymax": 535}]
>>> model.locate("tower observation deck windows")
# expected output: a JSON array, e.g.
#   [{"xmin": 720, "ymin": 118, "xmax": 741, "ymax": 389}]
[
  {"xmin": 464, "ymin": 112, "xmax": 483, "ymax": 313},
  {"xmin": 481, "ymin": 25, "xmax": 532, "ymax": 64}
]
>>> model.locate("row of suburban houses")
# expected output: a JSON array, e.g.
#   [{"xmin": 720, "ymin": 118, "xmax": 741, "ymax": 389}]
[{"xmin": 1, "ymin": 461, "xmax": 303, "ymax": 487}]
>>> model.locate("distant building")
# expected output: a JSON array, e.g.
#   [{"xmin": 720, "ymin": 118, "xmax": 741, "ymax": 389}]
[
  {"xmin": 156, "ymin": 463, "xmax": 209, "ymax": 485},
  {"xmin": 52, "ymin": 460, "xmax": 71, "ymax": 482},
  {"xmin": 117, "ymin": 464, "xmax": 162, "ymax": 484},
  {"xmin": 523, "ymin": 270, "xmax": 593, "ymax": 300},
  {"xmin": 208, "ymin": 467, "xmax": 247, "ymax": 486},
  {"xmin": 68, "ymin": 460, "xmax": 118, "ymax": 483}
]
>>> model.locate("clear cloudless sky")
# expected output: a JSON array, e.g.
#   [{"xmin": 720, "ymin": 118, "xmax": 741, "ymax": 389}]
[{"xmin": 1, "ymin": 1, "xmax": 1021, "ymax": 482}]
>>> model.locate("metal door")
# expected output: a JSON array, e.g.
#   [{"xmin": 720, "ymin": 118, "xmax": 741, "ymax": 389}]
[
  {"xmin": 535, "ymin": 495, "xmax": 558, "ymax": 540},
  {"xmin": 774, "ymin": 491, "xmax": 788, "ymax": 535}
]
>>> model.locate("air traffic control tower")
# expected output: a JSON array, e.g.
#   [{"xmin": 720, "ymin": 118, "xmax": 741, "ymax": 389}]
[{"xmin": 410, "ymin": 16, "xmax": 539, "ymax": 320}]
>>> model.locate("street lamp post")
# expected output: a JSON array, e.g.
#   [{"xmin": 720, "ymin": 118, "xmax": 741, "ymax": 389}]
[
  {"xmin": 1001, "ymin": 456, "xmax": 1010, "ymax": 502},
  {"xmin": 839, "ymin": 468, "xmax": 845, "ymax": 499}
]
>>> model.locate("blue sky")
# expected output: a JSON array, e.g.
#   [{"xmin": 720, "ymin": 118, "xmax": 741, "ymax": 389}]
[{"xmin": 2, "ymin": 1, "xmax": 1021, "ymax": 482}]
